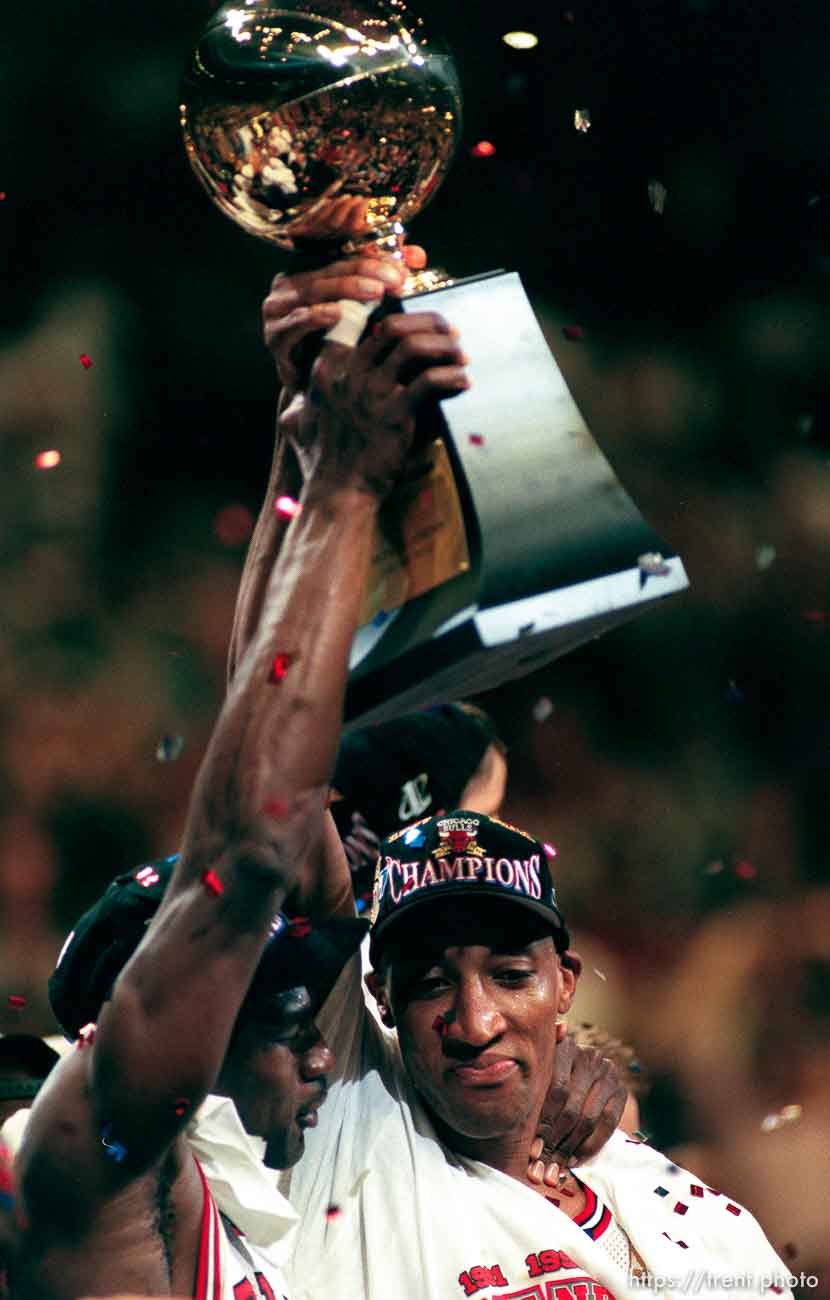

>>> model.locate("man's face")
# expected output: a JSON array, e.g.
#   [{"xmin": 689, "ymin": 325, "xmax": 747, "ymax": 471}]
[
  {"xmin": 216, "ymin": 986, "xmax": 333, "ymax": 1169},
  {"xmin": 377, "ymin": 905, "xmax": 575, "ymax": 1144}
]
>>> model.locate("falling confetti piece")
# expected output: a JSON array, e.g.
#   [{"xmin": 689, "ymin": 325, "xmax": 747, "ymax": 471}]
[
  {"xmin": 532, "ymin": 696, "xmax": 554, "ymax": 723},
  {"xmin": 325, "ymin": 1204, "xmax": 341, "ymax": 1221},
  {"xmin": 574, "ymin": 109, "xmax": 591, "ymax": 133},
  {"xmin": 733, "ymin": 860, "xmax": 757, "ymax": 880},
  {"xmin": 213, "ymin": 503, "xmax": 254, "ymax": 548},
  {"xmin": 638, "ymin": 552, "xmax": 671, "ymax": 588},
  {"xmin": 173, "ymin": 1097, "xmax": 191, "ymax": 1117},
  {"xmin": 634, "ymin": 1129, "xmax": 651, "ymax": 1143},
  {"xmin": 795, "ymin": 412, "xmax": 814, "ymax": 437},
  {"xmin": 755, "ymin": 544, "xmax": 777, "ymax": 571},
  {"xmin": 468, "ymin": 433, "xmax": 485, "ymax": 446},
  {"xmin": 155, "ymin": 734, "xmax": 185, "ymax": 763},
  {"xmin": 269, "ymin": 652, "xmax": 293, "ymax": 683},
  {"xmin": 629, "ymin": 1061, "xmax": 642, "ymax": 1074},
  {"xmin": 0, "ymin": 193, "xmax": 6, "ymax": 202},
  {"xmin": 562, "ymin": 324, "xmax": 585, "ymax": 341},
  {"xmin": 287, "ymin": 917, "xmax": 312, "ymax": 938},
  {"xmin": 101, "ymin": 1124, "xmax": 128, "ymax": 1163},
  {"xmin": 201, "ymin": 869, "xmax": 224, "ymax": 898},
  {"xmin": 79, "ymin": 354, "xmax": 93, "ymax": 370},
  {"xmin": 690, "ymin": 1184, "xmax": 704, "ymax": 1197},
  {"xmin": 760, "ymin": 1103, "xmax": 802, "ymax": 1133},
  {"xmin": 471, "ymin": 140, "xmax": 496, "ymax": 158},
  {"xmin": 654, "ymin": 1186, "xmax": 669, "ymax": 1198},
  {"xmin": 76, "ymin": 1022, "xmax": 97, "ymax": 1049},
  {"xmin": 648, "ymin": 179, "xmax": 667, "ymax": 215},
  {"xmin": 275, "ymin": 495, "xmax": 303, "ymax": 519},
  {"xmin": 262, "ymin": 798, "xmax": 289, "ymax": 818},
  {"xmin": 34, "ymin": 449, "xmax": 61, "ymax": 470},
  {"xmin": 593, "ymin": 968, "xmax": 607, "ymax": 981},
  {"xmin": 7, "ymin": 995, "xmax": 25, "ymax": 1011},
  {"xmin": 543, "ymin": 843, "xmax": 557, "ymax": 858}
]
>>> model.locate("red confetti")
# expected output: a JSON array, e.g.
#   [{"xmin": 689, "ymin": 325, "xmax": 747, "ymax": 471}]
[
  {"xmin": 543, "ymin": 842, "xmax": 557, "ymax": 858},
  {"xmin": 690, "ymin": 1184, "xmax": 704, "ymax": 1197},
  {"xmin": 562, "ymin": 324, "xmax": 585, "ymax": 341},
  {"xmin": 201, "ymin": 869, "xmax": 224, "ymax": 898},
  {"xmin": 275, "ymin": 495, "xmax": 303, "ymax": 520},
  {"xmin": 7, "ymin": 995, "xmax": 25, "ymax": 1011},
  {"xmin": 468, "ymin": 433, "xmax": 485, "ymax": 446},
  {"xmin": 471, "ymin": 140, "xmax": 496, "ymax": 158},
  {"xmin": 673, "ymin": 1202, "xmax": 688, "ymax": 1215},
  {"xmin": 287, "ymin": 917, "xmax": 312, "ymax": 938},
  {"xmin": 34, "ymin": 449, "xmax": 61, "ymax": 470},
  {"xmin": 213, "ymin": 503, "xmax": 254, "ymax": 548},
  {"xmin": 0, "ymin": 193, "xmax": 6, "ymax": 201},
  {"xmin": 174, "ymin": 1097, "xmax": 191, "ymax": 1117},
  {"xmin": 726, "ymin": 1203, "xmax": 742, "ymax": 1216},
  {"xmin": 76, "ymin": 1022, "xmax": 97, "ymax": 1049},
  {"xmin": 734, "ymin": 860, "xmax": 757, "ymax": 880},
  {"xmin": 268, "ymin": 652, "xmax": 293, "ymax": 683},
  {"xmin": 432, "ymin": 1015, "xmax": 448, "ymax": 1038},
  {"xmin": 262, "ymin": 798, "xmax": 289, "ymax": 818},
  {"xmin": 79, "ymin": 353, "xmax": 93, "ymax": 369},
  {"xmin": 325, "ymin": 1204, "xmax": 341, "ymax": 1220}
]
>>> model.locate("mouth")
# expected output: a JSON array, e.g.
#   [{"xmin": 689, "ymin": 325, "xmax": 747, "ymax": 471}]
[
  {"xmin": 297, "ymin": 1086, "xmax": 327, "ymax": 1128},
  {"xmin": 447, "ymin": 1056, "xmax": 519, "ymax": 1087}
]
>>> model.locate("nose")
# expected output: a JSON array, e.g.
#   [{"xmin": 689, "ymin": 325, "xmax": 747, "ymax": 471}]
[
  {"xmin": 300, "ymin": 1030, "xmax": 335, "ymax": 1081},
  {"xmin": 444, "ymin": 975, "xmax": 507, "ymax": 1049}
]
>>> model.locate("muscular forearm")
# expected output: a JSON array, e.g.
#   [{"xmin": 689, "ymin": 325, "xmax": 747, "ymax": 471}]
[
  {"xmin": 182, "ymin": 482, "xmax": 378, "ymax": 885},
  {"xmin": 227, "ymin": 404, "xmax": 301, "ymax": 686}
]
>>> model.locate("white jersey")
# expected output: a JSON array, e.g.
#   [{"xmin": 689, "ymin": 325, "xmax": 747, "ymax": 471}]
[
  {"xmin": 195, "ymin": 1158, "xmax": 290, "ymax": 1300},
  {"xmin": 282, "ymin": 953, "xmax": 792, "ymax": 1300}
]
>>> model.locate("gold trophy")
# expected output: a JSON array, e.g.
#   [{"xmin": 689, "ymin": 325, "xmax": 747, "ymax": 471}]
[{"xmin": 181, "ymin": 1, "xmax": 689, "ymax": 726}]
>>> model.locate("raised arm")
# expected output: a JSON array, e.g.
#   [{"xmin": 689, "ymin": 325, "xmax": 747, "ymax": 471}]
[
  {"xmin": 18, "ymin": 305, "xmax": 469, "ymax": 1236},
  {"xmin": 227, "ymin": 250, "xmax": 428, "ymax": 923}
]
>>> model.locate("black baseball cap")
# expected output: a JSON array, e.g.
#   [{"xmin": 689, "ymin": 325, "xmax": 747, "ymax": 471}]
[
  {"xmin": 49, "ymin": 855, "xmax": 368, "ymax": 1041},
  {"xmin": 369, "ymin": 810, "xmax": 569, "ymax": 964},
  {"xmin": 333, "ymin": 706, "xmax": 499, "ymax": 835}
]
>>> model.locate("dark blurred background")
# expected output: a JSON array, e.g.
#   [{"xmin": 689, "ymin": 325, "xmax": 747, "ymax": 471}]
[{"xmin": 1, "ymin": 0, "xmax": 829, "ymax": 1278}]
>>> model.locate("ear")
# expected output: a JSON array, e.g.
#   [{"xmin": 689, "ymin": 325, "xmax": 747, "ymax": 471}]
[
  {"xmin": 557, "ymin": 949, "xmax": 580, "ymax": 1016},
  {"xmin": 365, "ymin": 970, "xmax": 396, "ymax": 1028}
]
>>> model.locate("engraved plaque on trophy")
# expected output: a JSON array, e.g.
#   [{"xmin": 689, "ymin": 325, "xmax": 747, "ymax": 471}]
[{"xmin": 181, "ymin": 1, "xmax": 689, "ymax": 726}]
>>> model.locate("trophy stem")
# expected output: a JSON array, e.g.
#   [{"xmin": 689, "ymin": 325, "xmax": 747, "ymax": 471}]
[{"xmin": 342, "ymin": 219, "xmax": 455, "ymax": 297}]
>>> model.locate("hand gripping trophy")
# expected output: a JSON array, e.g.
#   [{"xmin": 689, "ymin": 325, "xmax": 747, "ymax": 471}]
[{"xmin": 181, "ymin": 0, "xmax": 689, "ymax": 725}]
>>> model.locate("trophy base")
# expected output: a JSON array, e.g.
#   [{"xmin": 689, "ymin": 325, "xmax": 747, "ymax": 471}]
[{"xmin": 344, "ymin": 269, "xmax": 689, "ymax": 727}]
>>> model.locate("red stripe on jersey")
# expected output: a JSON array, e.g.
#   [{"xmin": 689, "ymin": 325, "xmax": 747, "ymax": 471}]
[
  {"xmin": 573, "ymin": 1181, "xmax": 597, "ymax": 1226},
  {"xmin": 193, "ymin": 1158, "xmax": 211, "ymax": 1300},
  {"xmin": 211, "ymin": 1196, "xmax": 222, "ymax": 1300},
  {"xmin": 593, "ymin": 1205, "xmax": 612, "ymax": 1239}
]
